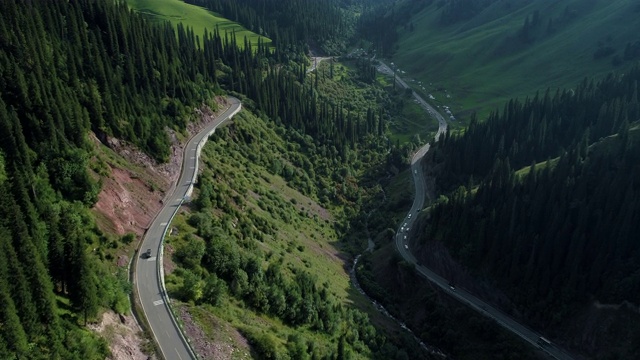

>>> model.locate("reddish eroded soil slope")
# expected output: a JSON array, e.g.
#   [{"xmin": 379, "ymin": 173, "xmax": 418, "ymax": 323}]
[
  {"xmin": 93, "ymin": 165, "xmax": 166, "ymax": 236},
  {"xmin": 90, "ymin": 97, "xmax": 234, "ymax": 359},
  {"xmin": 92, "ymin": 96, "xmax": 232, "ymax": 237}
]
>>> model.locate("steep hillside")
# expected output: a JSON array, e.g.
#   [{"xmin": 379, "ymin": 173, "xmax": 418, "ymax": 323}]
[
  {"xmin": 415, "ymin": 66, "xmax": 640, "ymax": 358},
  {"xmin": 123, "ymin": 0, "xmax": 270, "ymax": 48},
  {"xmin": 162, "ymin": 102, "xmax": 435, "ymax": 359},
  {"xmin": 388, "ymin": 0, "xmax": 640, "ymax": 117},
  {"xmin": 0, "ymin": 0, "xmax": 385, "ymax": 358},
  {"xmin": 0, "ymin": 0, "xmax": 227, "ymax": 356}
]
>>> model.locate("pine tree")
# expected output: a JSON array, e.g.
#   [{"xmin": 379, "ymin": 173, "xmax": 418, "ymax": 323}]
[
  {"xmin": 69, "ymin": 236, "xmax": 99, "ymax": 326},
  {"xmin": 0, "ymin": 228, "xmax": 29, "ymax": 357}
]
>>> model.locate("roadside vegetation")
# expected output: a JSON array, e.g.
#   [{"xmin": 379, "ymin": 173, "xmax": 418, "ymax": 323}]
[{"xmin": 165, "ymin": 104, "xmax": 431, "ymax": 358}]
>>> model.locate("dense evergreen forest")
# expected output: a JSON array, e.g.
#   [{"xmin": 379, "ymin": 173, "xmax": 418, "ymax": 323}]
[
  {"xmin": 0, "ymin": 0, "xmax": 401, "ymax": 358},
  {"xmin": 419, "ymin": 67, "xmax": 640, "ymax": 346},
  {"xmin": 357, "ymin": 0, "xmax": 432, "ymax": 56},
  {"xmin": 0, "ymin": 0, "xmax": 201, "ymax": 356},
  {"xmin": 183, "ymin": 0, "xmax": 352, "ymax": 55}
]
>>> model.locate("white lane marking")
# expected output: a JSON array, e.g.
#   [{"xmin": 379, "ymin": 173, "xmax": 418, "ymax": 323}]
[
  {"xmin": 160, "ymin": 222, "xmax": 167, "ymax": 226},
  {"xmin": 175, "ymin": 349, "xmax": 184, "ymax": 360},
  {"xmin": 147, "ymin": 256, "xmax": 157, "ymax": 261},
  {"xmin": 190, "ymin": 157, "xmax": 195, "ymax": 159},
  {"xmin": 153, "ymin": 299, "xmax": 164, "ymax": 306}
]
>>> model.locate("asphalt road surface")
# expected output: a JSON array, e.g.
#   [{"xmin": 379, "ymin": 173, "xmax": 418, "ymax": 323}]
[
  {"xmin": 134, "ymin": 97, "xmax": 241, "ymax": 360},
  {"xmin": 384, "ymin": 64, "xmax": 575, "ymax": 359},
  {"xmin": 377, "ymin": 60, "xmax": 447, "ymax": 139},
  {"xmin": 308, "ymin": 56, "xmax": 332, "ymax": 73}
]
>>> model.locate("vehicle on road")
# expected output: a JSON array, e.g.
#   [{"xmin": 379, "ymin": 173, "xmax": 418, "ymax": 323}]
[
  {"xmin": 537, "ymin": 337, "xmax": 551, "ymax": 346},
  {"xmin": 404, "ymin": 244, "xmax": 408, "ymax": 249},
  {"xmin": 145, "ymin": 248, "xmax": 152, "ymax": 258}
]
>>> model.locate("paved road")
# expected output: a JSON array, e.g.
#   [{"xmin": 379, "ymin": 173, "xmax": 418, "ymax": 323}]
[
  {"xmin": 377, "ymin": 61, "xmax": 447, "ymax": 139},
  {"xmin": 307, "ymin": 56, "xmax": 332, "ymax": 73},
  {"xmin": 384, "ymin": 64, "xmax": 575, "ymax": 359},
  {"xmin": 134, "ymin": 97, "xmax": 241, "ymax": 360}
]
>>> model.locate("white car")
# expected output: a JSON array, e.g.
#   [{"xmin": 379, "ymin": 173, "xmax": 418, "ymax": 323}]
[{"xmin": 404, "ymin": 244, "xmax": 408, "ymax": 249}]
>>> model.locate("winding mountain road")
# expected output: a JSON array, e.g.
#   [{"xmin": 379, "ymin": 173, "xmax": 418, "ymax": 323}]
[
  {"xmin": 132, "ymin": 57, "xmax": 574, "ymax": 359},
  {"xmin": 134, "ymin": 97, "xmax": 241, "ymax": 360},
  {"xmin": 383, "ymin": 62, "xmax": 575, "ymax": 359}
]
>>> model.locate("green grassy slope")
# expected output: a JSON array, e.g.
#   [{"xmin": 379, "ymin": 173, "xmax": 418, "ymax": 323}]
[
  {"xmin": 124, "ymin": 0, "xmax": 270, "ymax": 47},
  {"xmin": 391, "ymin": 0, "xmax": 640, "ymax": 119},
  {"xmin": 164, "ymin": 108, "xmax": 419, "ymax": 359}
]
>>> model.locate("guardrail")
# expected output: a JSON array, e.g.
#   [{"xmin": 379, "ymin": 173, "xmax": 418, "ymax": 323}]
[
  {"xmin": 155, "ymin": 197, "xmax": 196, "ymax": 359},
  {"xmin": 155, "ymin": 101, "xmax": 241, "ymax": 359},
  {"xmin": 187, "ymin": 104, "xmax": 242, "ymax": 198}
]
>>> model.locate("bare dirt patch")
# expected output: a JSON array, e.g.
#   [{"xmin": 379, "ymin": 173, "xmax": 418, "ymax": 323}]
[
  {"xmin": 89, "ymin": 311, "xmax": 153, "ymax": 360},
  {"xmin": 93, "ymin": 166, "xmax": 164, "ymax": 237},
  {"xmin": 177, "ymin": 306, "xmax": 252, "ymax": 360}
]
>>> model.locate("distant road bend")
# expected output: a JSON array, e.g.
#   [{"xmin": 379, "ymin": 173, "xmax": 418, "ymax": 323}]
[
  {"xmin": 134, "ymin": 97, "xmax": 241, "ymax": 360},
  {"xmin": 380, "ymin": 62, "xmax": 575, "ymax": 360}
]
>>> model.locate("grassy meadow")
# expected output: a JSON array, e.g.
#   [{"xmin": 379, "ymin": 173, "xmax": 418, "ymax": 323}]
[{"xmin": 390, "ymin": 0, "xmax": 640, "ymax": 121}]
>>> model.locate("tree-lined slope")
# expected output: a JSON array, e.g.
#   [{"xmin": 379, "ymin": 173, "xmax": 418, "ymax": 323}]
[
  {"xmin": 184, "ymin": 0, "xmax": 352, "ymax": 55},
  {"xmin": 0, "ymin": 0, "xmax": 251, "ymax": 357},
  {"xmin": 124, "ymin": 0, "xmax": 271, "ymax": 49},
  {"xmin": 0, "ymin": 0, "xmax": 418, "ymax": 358},
  {"xmin": 417, "ymin": 67, "xmax": 640, "ymax": 358}
]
